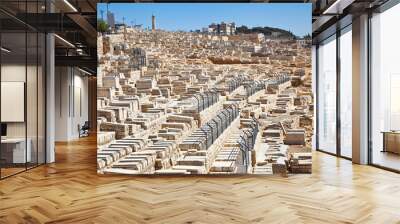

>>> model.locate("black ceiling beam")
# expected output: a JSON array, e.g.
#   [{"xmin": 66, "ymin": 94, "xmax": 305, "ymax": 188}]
[
  {"xmin": 79, "ymin": 66, "xmax": 97, "ymax": 76},
  {"xmin": 55, "ymin": 55, "xmax": 97, "ymax": 73},
  {"xmin": 0, "ymin": 18, "xmax": 31, "ymax": 31},
  {"xmin": 13, "ymin": 13, "xmax": 83, "ymax": 32},
  {"xmin": 0, "ymin": 7, "xmax": 38, "ymax": 32},
  {"xmin": 10, "ymin": 12, "xmax": 97, "ymax": 47},
  {"xmin": 86, "ymin": 0, "xmax": 97, "ymax": 11},
  {"xmin": 67, "ymin": 13, "xmax": 97, "ymax": 41},
  {"xmin": 55, "ymin": 47, "xmax": 96, "ymax": 57}
]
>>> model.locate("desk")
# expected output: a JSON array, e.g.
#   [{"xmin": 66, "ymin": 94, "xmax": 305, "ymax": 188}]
[
  {"xmin": 382, "ymin": 131, "xmax": 400, "ymax": 154},
  {"xmin": 1, "ymin": 138, "xmax": 31, "ymax": 164}
]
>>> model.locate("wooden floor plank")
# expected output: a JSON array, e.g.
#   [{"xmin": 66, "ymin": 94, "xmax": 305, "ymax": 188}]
[{"xmin": 0, "ymin": 135, "xmax": 400, "ymax": 223}]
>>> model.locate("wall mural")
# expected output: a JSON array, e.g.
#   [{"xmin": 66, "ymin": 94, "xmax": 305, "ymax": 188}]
[{"xmin": 97, "ymin": 3, "xmax": 313, "ymax": 175}]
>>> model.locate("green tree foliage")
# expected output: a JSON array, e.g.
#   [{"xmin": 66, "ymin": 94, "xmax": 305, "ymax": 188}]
[
  {"xmin": 236, "ymin": 25, "xmax": 297, "ymax": 39},
  {"xmin": 303, "ymin": 33, "xmax": 311, "ymax": 39},
  {"xmin": 97, "ymin": 19, "xmax": 109, "ymax": 33}
]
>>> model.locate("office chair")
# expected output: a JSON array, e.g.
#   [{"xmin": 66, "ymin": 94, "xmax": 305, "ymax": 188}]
[{"xmin": 79, "ymin": 121, "xmax": 90, "ymax": 138}]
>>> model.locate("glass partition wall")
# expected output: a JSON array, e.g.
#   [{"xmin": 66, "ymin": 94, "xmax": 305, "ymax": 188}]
[
  {"xmin": 317, "ymin": 35, "xmax": 337, "ymax": 155},
  {"xmin": 315, "ymin": 0, "xmax": 400, "ymax": 171},
  {"xmin": 0, "ymin": 2, "xmax": 46, "ymax": 179},
  {"xmin": 339, "ymin": 25, "xmax": 352, "ymax": 159},
  {"xmin": 370, "ymin": 2, "xmax": 400, "ymax": 171},
  {"xmin": 316, "ymin": 24, "xmax": 352, "ymax": 159}
]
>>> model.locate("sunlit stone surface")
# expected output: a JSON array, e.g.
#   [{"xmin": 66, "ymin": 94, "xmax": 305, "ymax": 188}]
[{"xmin": 97, "ymin": 26, "xmax": 312, "ymax": 175}]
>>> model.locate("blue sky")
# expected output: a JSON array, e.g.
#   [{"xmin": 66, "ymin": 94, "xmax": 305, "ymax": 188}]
[{"xmin": 98, "ymin": 3, "xmax": 311, "ymax": 36}]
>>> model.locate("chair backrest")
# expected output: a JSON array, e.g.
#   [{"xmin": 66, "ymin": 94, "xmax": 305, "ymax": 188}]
[{"xmin": 82, "ymin": 121, "xmax": 90, "ymax": 129}]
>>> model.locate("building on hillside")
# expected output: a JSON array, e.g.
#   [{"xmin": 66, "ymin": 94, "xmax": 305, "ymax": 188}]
[
  {"xmin": 107, "ymin": 11, "xmax": 115, "ymax": 31},
  {"xmin": 204, "ymin": 22, "xmax": 236, "ymax": 35}
]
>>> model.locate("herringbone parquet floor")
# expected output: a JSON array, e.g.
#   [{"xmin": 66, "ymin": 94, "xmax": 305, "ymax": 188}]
[{"xmin": 1, "ymin": 135, "xmax": 400, "ymax": 224}]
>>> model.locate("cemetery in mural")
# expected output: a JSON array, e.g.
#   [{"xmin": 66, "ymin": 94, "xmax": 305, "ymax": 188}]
[{"xmin": 97, "ymin": 16, "xmax": 313, "ymax": 175}]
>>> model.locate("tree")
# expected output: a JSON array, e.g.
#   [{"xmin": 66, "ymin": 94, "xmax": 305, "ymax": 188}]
[
  {"xmin": 236, "ymin": 25, "xmax": 296, "ymax": 39},
  {"xmin": 236, "ymin": 25, "xmax": 250, "ymax": 34},
  {"xmin": 303, "ymin": 33, "xmax": 311, "ymax": 39},
  {"xmin": 97, "ymin": 19, "xmax": 109, "ymax": 33}
]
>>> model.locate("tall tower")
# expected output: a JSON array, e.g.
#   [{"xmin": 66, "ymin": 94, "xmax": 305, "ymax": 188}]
[
  {"xmin": 152, "ymin": 15, "xmax": 156, "ymax": 31},
  {"xmin": 123, "ymin": 17, "xmax": 127, "ymax": 41}
]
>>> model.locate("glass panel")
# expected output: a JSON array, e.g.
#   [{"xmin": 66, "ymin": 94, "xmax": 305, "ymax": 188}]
[
  {"xmin": 27, "ymin": 30, "xmax": 38, "ymax": 169},
  {"xmin": 1, "ymin": 1, "xmax": 28, "ymax": 13},
  {"xmin": 317, "ymin": 35, "xmax": 337, "ymax": 154},
  {"xmin": 26, "ymin": 0, "xmax": 39, "ymax": 169},
  {"xmin": 371, "ymin": 3, "xmax": 400, "ymax": 171},
  {"xmin": 339, "ymin": 26, "xmax": 352, "ymax": 158},
  {"xmin": 0, "ymin": 0, "xmax": 46, "ymax": 178},
  {"xmin": 38, "ymin": 32, "xmax": 45, "ymax": 165},
  {"xmin": 1, "ymin": 31, "xmax": 28, "ymax": 177},
  {"xmin": 0, "ymin": 1, "xmax": 29, "ymax": 33},
  {"xmin": 312, "ymin": 45, "xmax": 317, "ymax": 150}
]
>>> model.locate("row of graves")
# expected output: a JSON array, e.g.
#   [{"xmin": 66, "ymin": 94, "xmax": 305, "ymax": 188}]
[
  {"xmin": 97, "ymin": 29, "xmax": 312, "ymax": 176},
  {"xmin": 251, "ymin": 73, "xmax": 313, "ymax": 175}
]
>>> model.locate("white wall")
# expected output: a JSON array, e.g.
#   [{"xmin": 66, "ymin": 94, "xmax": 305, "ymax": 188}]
[
  {"xmin": 55, "ymin": 66, "xmax": 69, "ymax": 140},
  {"xmin": 1, "ymin": 63, "xmax": 46, "ymax": 164},
  {"xmin": 72, "ymin": 72, "xmax": 89, "ymax": 138},
  {"xmin": 1, "ymin": 65, "xmax": 42, "ymax": 136},
  {"xmin": 1, "ymin": 64, "xmax": 26, "ymax": 139},
  {"xmin": 55, "ymin": 67, "xmax": 89, "ymax": 141}
]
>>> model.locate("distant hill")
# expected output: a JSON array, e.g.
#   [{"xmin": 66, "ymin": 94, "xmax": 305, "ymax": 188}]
[{"xmin": 236, "ymin": 25, "xmax": 297, "ymax": 39}]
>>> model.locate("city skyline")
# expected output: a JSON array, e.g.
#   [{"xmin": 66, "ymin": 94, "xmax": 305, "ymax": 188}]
[{"xmin": 97, "ymin": 3, "xmax": 311, "ymax": 36}]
